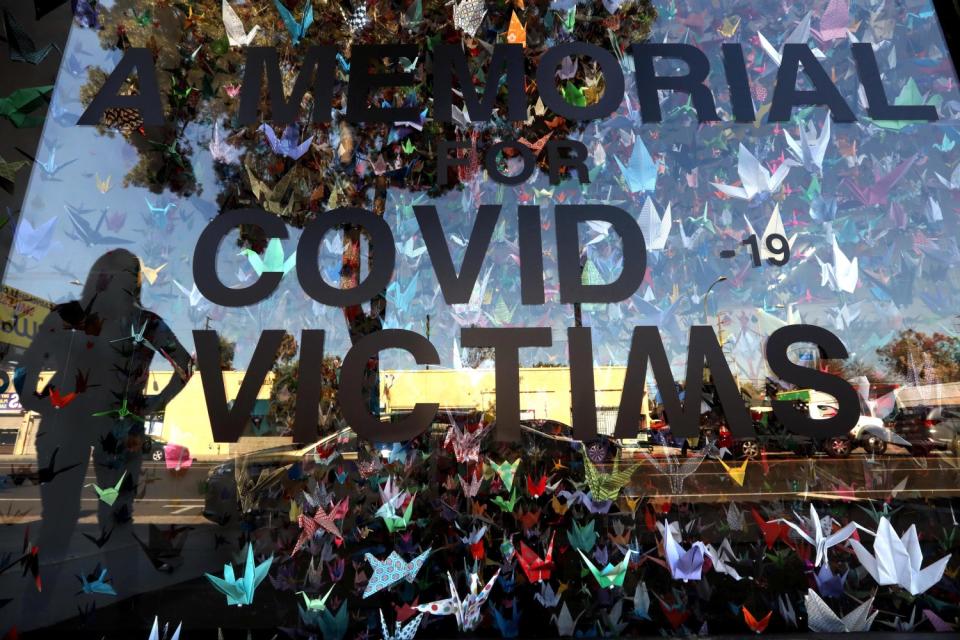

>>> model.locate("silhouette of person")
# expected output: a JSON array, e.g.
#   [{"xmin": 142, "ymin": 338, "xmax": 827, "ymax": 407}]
[{"xmin": 16, "ymin": 249, "xmax": 192, "ymax": 607}]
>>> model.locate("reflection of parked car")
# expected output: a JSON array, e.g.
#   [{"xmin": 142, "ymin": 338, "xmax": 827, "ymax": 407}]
[
  {"xmin": 144, "ymin": 436, "xmax": 167, "ymax": 461},
  {"xmin": 703, "ymin": 389, "xmax": 909, "ymax": 459},
  {"xmin": 202, "ymin": 428, "xmax": 356, "ymax": 525},
  {"xmin": 517, "ymin": 419, "xmax": 643, "ymax": 463},
  {"xmin": 887, "ymin": 405, "xmax": 960, "ymax": 456}
]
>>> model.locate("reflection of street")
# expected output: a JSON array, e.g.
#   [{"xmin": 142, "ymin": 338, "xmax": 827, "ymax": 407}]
[
  {"xmin": 617, "ymin": 448, "xmax": 960, "ymax": 502},
  {"xmin": 0, "ymin": 461, "xmax": 232, "ymax": 632},
  {"xmin": 0, "ymin": 461, "xmax": 215, "ymax": 524}
]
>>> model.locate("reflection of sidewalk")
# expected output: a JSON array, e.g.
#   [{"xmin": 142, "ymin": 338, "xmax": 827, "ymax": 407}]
[{"xmin": 0, "ymin": 519, "xmax": 232, "ymax": 632}]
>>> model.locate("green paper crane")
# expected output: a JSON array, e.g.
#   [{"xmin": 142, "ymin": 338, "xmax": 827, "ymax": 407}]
[
  {"xmin": 873, "ymin": 78, "xmax": 938, "ymax": 131},
  {"xmin": 92, "ymin": 397, "xmax": 145, "ymax": 422},
  {"xmin": 376, "ymin": 493, "xmax": 416, "ymax": 533},
  {"xmin": 487, "ymin": 458, "xmax": 521, "ymax": 491},
  {"xmin": 568, "ymin": 519, "xmax": 598, "ymax": 553},
  {"xmin": 491, "ymin": 487, "xmax": 518, "ymax": 513},
  {"xmin": 240, "ymin": 238, "xmax": 297, "ymax": 276},
  {"xmin": 577, "ymin": 549, "xmax": 633, "ymax": 589},
  {"xmin": 583, "ymin": 455, "xmax": 640, "ymax": 501},
  {"xmin": 86, "ymin": 471, "xmax": 126, "ymax": 506},
  {"xmin": 563, "ymin": 82, "xmax": 587, "ymax": 108},
  {"xmin": 298, "ymin": 585, "xmax": 335, "ymax": 611},
  {"xmin": 205, "ymin": 542, "xmax": 273, "ymax": 607},
  {"xmin": 0, "ymin": 155, "xmax": 28, "ymax": 193},
  {"xmin": 0, "ymin": 86, "xmax": 53, "ymax": 128}
]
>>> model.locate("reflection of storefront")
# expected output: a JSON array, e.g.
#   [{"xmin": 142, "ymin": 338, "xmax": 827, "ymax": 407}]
[
  {"xmin": 381, "ymin": 367, "xmax": 651, "ymax": 430},
  {"xmin": 0, "ymin": 390, "xmax": 23, "ymax": 454}
]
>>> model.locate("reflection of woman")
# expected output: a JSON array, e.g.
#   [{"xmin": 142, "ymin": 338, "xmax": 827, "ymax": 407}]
[{"xmin": 18, "ymin": 250, "xmax": 192, "ymax": 586}]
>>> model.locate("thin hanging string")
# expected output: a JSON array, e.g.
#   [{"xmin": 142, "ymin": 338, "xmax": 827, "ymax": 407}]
[{"xmin": 60, "ymin": 330, "xmax": 76, "ymax": 391}]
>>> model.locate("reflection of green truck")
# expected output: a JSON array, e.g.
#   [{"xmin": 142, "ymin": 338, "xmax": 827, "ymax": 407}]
[{"xmin": 773, "ymin": 388, "xmax": 908, "ymax": 455}]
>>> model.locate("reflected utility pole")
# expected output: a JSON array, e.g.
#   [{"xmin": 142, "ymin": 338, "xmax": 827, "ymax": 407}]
[{"xmin": 574, "ymin": 258, "xmax": 585, "ymax": 328}]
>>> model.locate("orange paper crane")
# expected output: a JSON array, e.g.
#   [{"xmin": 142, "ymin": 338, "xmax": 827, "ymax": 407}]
[
  {"xmin": 506, "ymin": 11, "xmax": 526, "ymax": 47},
  {"xmin": 742, "ymin": 606, "xmax": 772, "ymax": 634}
]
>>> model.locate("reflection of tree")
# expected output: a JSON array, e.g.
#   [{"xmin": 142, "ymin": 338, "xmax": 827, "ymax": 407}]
[
  {"xmin": 217, "ymin": 334, "xmax": 236, "ymax": 370},
  {"xmin": 80, "ymin": 0, "xmax": 655, "ymax": 439},
  {"xmin": 268, "ymin": 332, "xmax": 345, "ymax": 437},
  {"xmin": 877, "ymin": 329, "xmax": 960, "ymax": 384},
  {"xmin": 820, "ymin": 357, "xmax": 882, "ymax": 382}
]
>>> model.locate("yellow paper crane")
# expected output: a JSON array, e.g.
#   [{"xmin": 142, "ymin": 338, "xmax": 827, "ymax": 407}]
[
  {"xmin": 719, "ymin": 458, "xmax": 749, "ymax": 486},
  {"xmin": 139, "ymin": 260, "xmax": 167, "ymax": 285},
  {"xmin": 95, "ymin": 173, "xmax": 111, "ymax": 194}
]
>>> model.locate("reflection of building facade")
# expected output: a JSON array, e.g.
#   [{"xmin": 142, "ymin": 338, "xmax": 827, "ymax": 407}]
[
  {"xmin": 11, "ymin": 367, "xmax": 651, "ymax": 456},
  {"xmin": 382, "ymin": 366, "xmax": 651, "ymax": 433}
]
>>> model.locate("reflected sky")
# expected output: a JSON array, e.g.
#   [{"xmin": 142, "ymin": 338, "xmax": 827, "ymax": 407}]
[{"xmin": 4, "ymin": 0, "xmax": 960, "ymax": 385}]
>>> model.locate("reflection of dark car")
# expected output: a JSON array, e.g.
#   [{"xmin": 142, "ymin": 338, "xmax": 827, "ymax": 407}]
[
  {"xmin": 887, "ymin": 405, "xmax": 960, "ymax": 455},
  {"xmin": 706, "ymin": 406, "xmax": 854, "ymax": 459},
  {"xmin": 144, "ymin": 436, "xmax": 167, "ymax": 462},
  {"xmin": 518, "ymin": 419, "xmax": 626, "ymax": 463},
  {"xmin": 202, "ymin": 428, "xmax": 356, "ymax": 526}
]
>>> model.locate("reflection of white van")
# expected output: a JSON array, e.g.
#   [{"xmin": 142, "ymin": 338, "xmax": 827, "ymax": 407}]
[{"xmin": 777, "ymin": 389, "xmax": 910, "ymax": 454}]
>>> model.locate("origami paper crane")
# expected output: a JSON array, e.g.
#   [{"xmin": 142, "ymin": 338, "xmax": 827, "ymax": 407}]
[
  {"xmin": 240, "ymin": 238, "xmax": 296, "ymax": 276},
  {"xmin": 638, "ymin": 197, "xmax": 672, "ymax": 252},
  {"xmin": 804, "ymin": 589, "xmax": 876, "ymax": 633},
  {"xmin": 783, "ymin": 116, "xmax": 831, "ymax": 174},
  {"xmin": 816, "ymin": 235, "xmax": 859, "ymax": 294},
  {"xmin": 517, "ymin": 534, "xmax": 555, "ymax": 583},
  {"xmin": 487, "ymin": 458, "xmax": 520, "ymax": 491},
  {"xmin": 443, "ymin": 423, "xmax": 488, "ymax": 463},
  {"xmin": 628, "ymin": 582, "xmax": 651, "ymax": 620},
  {"xmin": 526, "ymin": 473, "xmax": 548, "ymax": 498},
  {"xmin": 380, "ymin": 610, "xmax": 424, "ymax": 640},
  {"xmin": 583, "ymin": 456, "xmax": 639, "ymax": 501},
  {"xmin": 209, "ymin": 120, "xmax": 243, "ymax": 165},
  {"xmin": 205, "ymin": 543, "xmax": 273, "ymax": 607},
  {"xmin": 163, "ymin": 444, "xmax": 192, "ymax": 471},
  {"xmin": 459, "ymin": 472, "xmax": 482, "ymax": 497},
  {"xmin": 812, "ymin": 0, "xmax": 849, "ymax": 41},
  {"xmin": 491, "ymin": 487, "xmax": 518, "ymax": 512},
  {"xmin": 710, "ymin": 143, "xmax": 796, "ymax": 201},
  {"xmin": 76, "ymin": 564, "xmax": 116, "ymax": 595},
  {"xmin": 451, "ymin": 0, "xmax": 486, "ymax": 37},
  {"xmin": 742, "ymin": 606, "xmax": 772, "ymax": 634},
  {"xmin": 376, "ymin": 492, "xmax": 416, "ymax": 532},
  {"xmin": 551, "ymin": 602, "xmax": 584, "ymax": 636},
  {"xmin": 259, "ymin": 124, "xmax": 314, "ymax": 160},
  {"xmin": 364, "ymin": 549, "xmax": 431, "ymax": 598},
  {"xmin": 222, "ymin": 0, "xmax": 261, "ymax": 47},
  {"xmin": 662, "ymin": 524, "xmax": 706, "ymax": 582},
  {"xmin": 0, "ymin": 86, "xmax": 53, "ymax": 128},
  {"xmin": 756, "ymin": 13, "xmax": 825, "ymax": 67},
  {"xmin": 273, "ymin": 0, "xmax": 313, "ymax": 45},
  {"xmin": 148, "ymin": 617, "xmax": 182, "ymax": 640},
  {"xmin": 774, "ymin": 504, "xmax": 857, "ymax": 567},
  {"xmin": 86, "ymin": 471, "xmax": 126, "ymax": 506},
  {"xmin": 568, "ymin": 519, "xmax": 598, "ymax": 553},
  {"xmin": 848, "ymin": 517, "xmax": 951, "ymax": 595},
  {"xmin": 718, "ymin": 458, "xmax": 748, "ymax": 486},
  {"xmin": 702, "ymin": 539, "xmax": 745, "ymax": 581},
  {"xmin": 535, "ymin": 582, "xmax": 561, "ymax": 608},
  {"xmin": 3, "ymin": 9, "xmax": 59, "ymax": 64},
  {"xmin": 298, "ymin": 585, "xmax": 335, "ymax": 611},
  {"xmin": 577, "ymin": 548, "xmax": 633, "ymax": 589},
  {"xmin": 416, "ymin": 569, "xmax": 500, "ymax": 631},
  {"xmin": 0, "ymin": 154, "xmax": 27, "ymax": 193},
  {"xmin": 293, "ymin": 497, "xmax": 349, "ymax": 554},
  {"xmin": 615, "ymin": 139, "xmax": 658, "ymax": 193}
]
